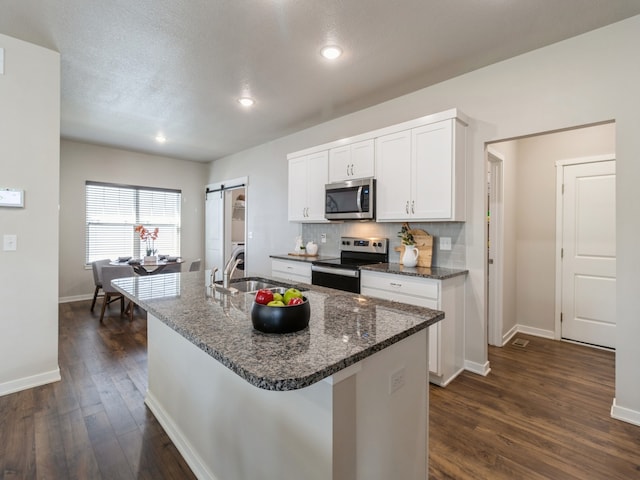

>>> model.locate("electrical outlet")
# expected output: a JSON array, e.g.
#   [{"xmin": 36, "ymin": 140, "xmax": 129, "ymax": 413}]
[
  {"xmin": 440, "ymin": 237, "xmax": 452, "ymax": 251},
  {"xmin": 321, "ymin": 233, "xmax": 327, "ymax": 243},
  {"xmin": 3, "ymin": 234, "xmax": 17, "ymax": 251},
  {"xmin": 248, "ymin": 231, "xmax": 253, "ymax": 239},
  {"xmin": 389, "ymin": 367, "xmax": 405, "ymax": 394}
]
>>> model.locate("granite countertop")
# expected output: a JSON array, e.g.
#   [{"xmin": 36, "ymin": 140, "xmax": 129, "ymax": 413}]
[
  {"xmin": 361, "ymin": 263, "xmax": 468, "ymax": 280},
  {"xmin": 270, "ymin": 253, "xmax": 339, "ymax": 263},
  {"xmin": 113, "ymin": 273, "xmax": 443, "ymax": 392}
]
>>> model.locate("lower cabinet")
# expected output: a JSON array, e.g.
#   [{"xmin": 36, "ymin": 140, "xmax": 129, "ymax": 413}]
[
  {"xmin": 361, "ymin": 270, "xmax": 465, "ymax": 386},
  {"xmin": 271, "ymin": 258, "xmax": 312, "ymax": 284}
]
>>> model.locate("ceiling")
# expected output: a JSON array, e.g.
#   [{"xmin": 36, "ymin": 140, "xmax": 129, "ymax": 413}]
[{"xmin": 2, "ymin": 1, "xmax": 639, "ymax": 162}]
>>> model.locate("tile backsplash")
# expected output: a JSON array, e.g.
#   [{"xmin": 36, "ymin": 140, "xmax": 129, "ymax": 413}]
[{"xmin": 302, "ymin": 221, "xmax": 466, "ymax": 268}]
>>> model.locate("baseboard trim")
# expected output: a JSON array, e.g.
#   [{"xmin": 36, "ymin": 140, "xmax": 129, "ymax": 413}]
[
  {"xmin": 59, "ymin": 294, "xmax": 93, "ymax": 304},
  {"xmin": 514, "ymin": 325, "xmax": 555, "ymax": 340},
  {"xmin": 0, "ymin": 368, "xmax": 61, "ymax": 397},
  {"xmin": 464, "ymin": 359, "xmax": 491, "ymax": 377},
  {"xmin": 502, "ymin": 325, "xmax": 519, "ymax": 346},
  {"xmin": 611, "ymin": 398, "xmax": 640, "ymax": 427},
  {"xmin": 145, "ymin": 391, "xmax": 219, "ymax": 480}
]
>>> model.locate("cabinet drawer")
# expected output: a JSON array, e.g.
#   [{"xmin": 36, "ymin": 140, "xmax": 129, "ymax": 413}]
[
  {"xmin": 361, "ymin": 270, "xmax": 439, "ymax": 301},
  {"xmin": 271, "ymin": 259, "xmax": 312, "ymax": 282}
]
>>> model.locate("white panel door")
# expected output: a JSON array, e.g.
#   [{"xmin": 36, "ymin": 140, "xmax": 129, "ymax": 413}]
[{"xmin": 561, "ymin": 160, "xmax": 616, "ymax": 348}]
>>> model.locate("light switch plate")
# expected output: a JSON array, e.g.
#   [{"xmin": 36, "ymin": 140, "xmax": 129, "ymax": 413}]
[
  {"xmin": 3, "ymin": 234, "xmax": 17, "ymax": 251},
  {"xmin": 321, "ymin": 233, "xmax": 327, "ymax": 243},
  {"xmin": 440, "ymin": 237, "xmax": 452, "ymax": 251}
]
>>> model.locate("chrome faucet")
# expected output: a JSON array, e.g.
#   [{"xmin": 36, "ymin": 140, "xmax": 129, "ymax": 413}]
[
  {"xmin": 223, "ymin": 257, "xmax": 244, "ymax": 288},
  {"xmin": 222, "ymin": 245, "xmax": 245, "ymax": 288}
]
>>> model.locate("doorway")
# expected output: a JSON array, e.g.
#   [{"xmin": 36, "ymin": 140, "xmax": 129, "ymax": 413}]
[
  {"xmin": 486, "ymin": 122, "xmax": 615, "ymax": 348},
  {"xmin": 205, "ymin": 177, "xmax": 248, "ymax": 281}
]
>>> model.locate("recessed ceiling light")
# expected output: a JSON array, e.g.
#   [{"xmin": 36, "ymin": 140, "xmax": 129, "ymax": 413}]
[
  {"xmin": 155, "ymin": 134, "xmax": 167, "ymax": 143},
  {"xmin": 238, "ymin": 97, "xmax": 255, "ymax": 107},
  {"xmin": 321, "ymin": 45, "xmax": 343, "ymax": 60}
]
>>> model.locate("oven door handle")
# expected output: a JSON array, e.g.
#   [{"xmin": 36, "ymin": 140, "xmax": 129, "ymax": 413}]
[{"xmin": 312, "ymin": 265, "xmax": 360, "ymax": 278}]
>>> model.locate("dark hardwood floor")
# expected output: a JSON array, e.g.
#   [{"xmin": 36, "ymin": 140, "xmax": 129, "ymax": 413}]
[
  {"xmin": 2, "ymin": 301, "xmax": 639, "ymax": 479},
  {"xmin": 429, "ymin": 334, "xmax": 640, "ymax": 479},
  {"xmin": 0, "ymin": 300, "xmax": 196, "ymax": 480}
]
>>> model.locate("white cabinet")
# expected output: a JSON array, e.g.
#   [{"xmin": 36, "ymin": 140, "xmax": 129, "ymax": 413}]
[
  {"xmin": 271, "ymin": 258, "xmax": 312, "ymax": 284},
  {"xmin": 328, "ymin": 139, "xmax": 375, "ymax": 182},
  {"xmin": 374, "ymin": 130, "xmax": 412, "ymax": 220},
  {"xmin": 375, "ymin": 118, "xmax": 466, "ymax": 222},
  {"xmin": 288, "ymin": 151, "xmax": 329, "ymax": 222},
  {"xmin": 361, "ymin": 270, "xmax": 465, "ymax": 386}
]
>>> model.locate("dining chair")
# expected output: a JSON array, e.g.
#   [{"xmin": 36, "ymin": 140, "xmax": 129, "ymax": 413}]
[
  {"xmin": 189, "ymin": 259, "xmax": 201, "ymax": 272},
  {"xmin": 100, "ymin": 265, "xmax": 135, "ymax": 323},
  {"xmin": 161, "ymin": 262, "xmax": 183, "ymax": 274},
  {"xmin": 91, "ymin": 259, "xmax": 112, "ymax": 312}
]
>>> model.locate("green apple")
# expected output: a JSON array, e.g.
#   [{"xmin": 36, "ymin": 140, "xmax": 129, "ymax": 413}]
[
  {"xmin": 273, "ymin": 292, "xmax": 284, "ymax": 303},
  {"xmin": 267, "ymin": 300, "xmax": 285, "ymax": 307},
  {"xmin": 283, "ymin": 288, "xmax": 303, "ymax": 305}
]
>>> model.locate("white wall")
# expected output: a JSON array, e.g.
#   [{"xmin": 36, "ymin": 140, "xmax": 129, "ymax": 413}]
[
  {"xmin": 0, "ymin": 34, "xmax": 60, "ymax": 395},
  {"xmin": 59, "ymin": 140, "xmax": 208, "ymax": 300},
  {"xmin": 210, "ymin": 16, "xmax": 640, "ymax": 423}
]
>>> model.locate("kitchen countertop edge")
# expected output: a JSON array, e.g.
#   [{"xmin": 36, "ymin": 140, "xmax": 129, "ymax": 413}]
[
  {"xmin": 361, "ymin": 263, "xmax": 468, "ymax": 280},
  {"xmin": 270, "ymin": 253, "xmax": 339, "ymax": 263}
]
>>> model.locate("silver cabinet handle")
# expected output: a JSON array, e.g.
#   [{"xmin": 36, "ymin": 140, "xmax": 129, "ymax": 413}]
[
  {"xmin": 350, "ymin": 164, "xmax": 354, "ymax": 176},
  {"xmin": 390, "ymin": 282, "xmax": 402, "ymax": 287},
  {"xmin": 346, "ymin": 164, "xmax": 350, "ymax": 177},
  {"xmin": 405, "ymin": 201, "xmax": 410, "ymax": 214},
  {"xmin": 411, "ymin": 200, "xmax": 415, "ymax": 214}
]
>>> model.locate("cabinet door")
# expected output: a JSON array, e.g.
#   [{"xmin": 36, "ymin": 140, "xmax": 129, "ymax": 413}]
[
  {"xmin": 305, "ymin": 150, "xmax": 329, "ymax": 221},
  {"xmin": 328, "ymin": 140, "xmax": 374, "ymax": 182},
  {"xmin": 288, "ymin": 156, "xmax": 308, "ymax": 221},
  {"xmin": 328, "ymin": 145, "xmax": 351, "ymax": 182},
  {"xmin": 350, "ymin": 139, "xmax": 375, "ymax": 179},
  {"xmin": 412, "ymin": 120, "xmax": 453, "ymax": 219},
  {"xmin": 375, "ymin": 130, "xmax": 411, "ymax": 221}
]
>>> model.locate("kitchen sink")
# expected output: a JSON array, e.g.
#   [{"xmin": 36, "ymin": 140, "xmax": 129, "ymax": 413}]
[
  {"xmin": 232, "ymin": 279, "xmax": 277, "ymax": 292},
  {"xmin": 215, "ymin": 277, "xmax": 308, "ymax": 294}
]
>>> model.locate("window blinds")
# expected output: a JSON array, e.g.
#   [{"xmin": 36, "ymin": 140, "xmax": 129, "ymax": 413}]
[{"xmin": 85, "ymin": 181, "xmax": 181, "ymax": 264}]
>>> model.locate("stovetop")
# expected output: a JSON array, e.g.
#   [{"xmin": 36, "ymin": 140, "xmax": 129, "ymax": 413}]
[{"xmin": 312, "ymin": 236, "xmax": 389, "ymax": 270}]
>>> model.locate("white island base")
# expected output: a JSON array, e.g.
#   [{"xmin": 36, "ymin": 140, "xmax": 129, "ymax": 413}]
[{"xmin": 145, "ymin": 314, "xmax": 429, "ymax": 480}]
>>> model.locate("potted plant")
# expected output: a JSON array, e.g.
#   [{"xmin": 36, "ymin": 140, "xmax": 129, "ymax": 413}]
[
  {"xmin": 134, "ymin": 224, "xmax": 159, "ymax": 262},
  {"xmin": 398, "ymin": 223, "xmax": 419, "ymax": 267}
]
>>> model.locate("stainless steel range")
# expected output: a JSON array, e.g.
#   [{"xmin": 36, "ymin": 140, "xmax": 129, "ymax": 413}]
[{"xmin": 311, "ymin": 236, "xmax": 389, "ymax": 293}]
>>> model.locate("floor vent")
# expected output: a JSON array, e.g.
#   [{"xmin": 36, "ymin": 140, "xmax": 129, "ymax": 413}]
[{"xmin": 512, "ymin": 338, "xmax": 529, "ymax": 348}]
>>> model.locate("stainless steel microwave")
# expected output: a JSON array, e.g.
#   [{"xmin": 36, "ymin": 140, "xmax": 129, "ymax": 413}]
[{"xmin": 325, "ymin": 178, "xmax": 375, "ymax": 220}]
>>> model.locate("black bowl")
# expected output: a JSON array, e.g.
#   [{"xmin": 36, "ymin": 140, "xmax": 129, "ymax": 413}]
[{"xmin": 251, "ymin": 296, "xmax": 310, "ymax": 333}]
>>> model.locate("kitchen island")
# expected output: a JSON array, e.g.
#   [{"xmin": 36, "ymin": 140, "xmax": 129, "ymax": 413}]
[{"xmin": 114, "ymin": 272, "xmax": 444, "ymax": 480}]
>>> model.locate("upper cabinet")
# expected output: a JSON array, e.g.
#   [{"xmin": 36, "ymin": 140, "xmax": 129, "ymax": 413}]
[
  {"xmin": 287, "ymin": 109, "xmax": 468, "ymax": 223},
  {"xmin": 376, "ymin": 118, "xmax": 466, "ymax": 222},
  {"xmin": 288, "ymin": 151, "xmax": 329, "ymax": 222},
  {"xmin": 328, "ymin": 139, "xmax": 375, "ymax": 183}
]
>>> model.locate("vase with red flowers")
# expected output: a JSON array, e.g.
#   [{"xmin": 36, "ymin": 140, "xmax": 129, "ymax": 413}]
[{"xmin": 134, "ymin": 224, "xmax": 159, "ymax": 260}]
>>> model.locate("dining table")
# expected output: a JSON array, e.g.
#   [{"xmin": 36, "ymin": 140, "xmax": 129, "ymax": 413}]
[{"xmin": 110, "ymin": 257, "xmax": 184, "ymax": 276}]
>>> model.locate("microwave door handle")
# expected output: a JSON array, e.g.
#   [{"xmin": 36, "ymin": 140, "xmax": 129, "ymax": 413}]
[{"xmin": 356, "ymin": 186, "xmax": 363, "ymax": 212}]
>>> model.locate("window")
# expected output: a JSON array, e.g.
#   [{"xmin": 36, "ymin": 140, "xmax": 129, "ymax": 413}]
[{"xmin": 85, "ymin": 181, "xmax": 181, "ymax": 264}]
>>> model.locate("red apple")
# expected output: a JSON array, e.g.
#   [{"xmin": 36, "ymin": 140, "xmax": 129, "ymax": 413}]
[
  {"xmin": 255, "ymin": 289, "xmax": 274, "ymax": 305},
  {"xmin": 287, "ymin": 297, "xmax": 304, "ymax": 306}
]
